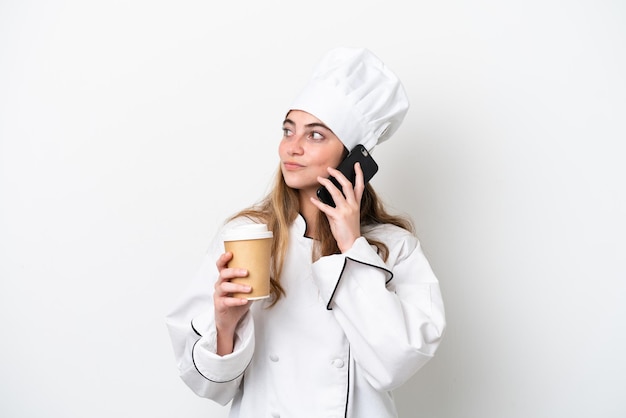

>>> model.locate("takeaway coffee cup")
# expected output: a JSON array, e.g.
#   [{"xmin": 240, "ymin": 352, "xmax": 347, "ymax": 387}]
[{"xmin": 222, "ymin": 224, "xmax": 273, "ymax": 300}]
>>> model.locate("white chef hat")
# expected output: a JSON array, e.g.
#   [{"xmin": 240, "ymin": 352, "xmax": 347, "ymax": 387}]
[{"xmin": 290, "ymin": 47, "xmax": 409, "ymax": 152}]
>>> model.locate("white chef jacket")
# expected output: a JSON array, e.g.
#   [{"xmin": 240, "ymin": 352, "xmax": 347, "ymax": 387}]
[{"xmin": 165, "ymin": 214, "xmax": 445, "ymax": 418}]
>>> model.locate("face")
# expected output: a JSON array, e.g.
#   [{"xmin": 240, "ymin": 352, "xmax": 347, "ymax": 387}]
[{"xmin": 279, "ymin": 110, "xmax": 346, "ymax": 196}]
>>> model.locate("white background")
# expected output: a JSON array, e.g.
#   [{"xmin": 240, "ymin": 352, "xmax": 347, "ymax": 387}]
[{"xmin": 1, "ymin": 1, "xmax": 625, "ymax": 417}]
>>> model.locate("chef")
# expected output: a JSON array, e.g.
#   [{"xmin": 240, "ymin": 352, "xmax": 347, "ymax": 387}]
[{"xmin": 166, "ymin": 47, "xmax": 446, "ymax": 418}]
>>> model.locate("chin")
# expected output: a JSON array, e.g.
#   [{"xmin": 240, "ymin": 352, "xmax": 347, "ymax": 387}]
[
  {"xmin": 284, "ymin": 179, "xmax": 308, "ymax": 191},
  {"xmin": 282, "ymin": 176, "xmax": 316, "ymax": 192}
]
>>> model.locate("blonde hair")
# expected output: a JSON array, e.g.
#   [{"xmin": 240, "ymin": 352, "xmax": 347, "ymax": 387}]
[{"xmin": 229, "ymin": 165, "xmax": 414, "ymax": 305}]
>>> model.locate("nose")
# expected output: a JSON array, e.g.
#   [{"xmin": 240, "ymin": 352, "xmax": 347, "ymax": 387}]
[{"xmin": 286, "ymin": 135, "xmax": 305, "ymax": 156}]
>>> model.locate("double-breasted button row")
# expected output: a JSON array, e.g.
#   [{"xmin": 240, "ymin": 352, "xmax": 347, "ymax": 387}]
[
  {"xmin": 268, "ymin": 355, "xmax": 344, "ymax": 368},
  {"xmin": 332, "ymin": 358, "xmax": 344, "ymax": 368}
]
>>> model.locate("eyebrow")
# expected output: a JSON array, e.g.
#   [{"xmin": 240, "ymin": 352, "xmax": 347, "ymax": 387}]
[{"xmin": 282, "ymin": 118, "xmax": 333, "ymax": 132}]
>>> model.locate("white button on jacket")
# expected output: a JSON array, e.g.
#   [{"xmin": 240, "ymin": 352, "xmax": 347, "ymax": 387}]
[{"xmin": 166, "ymin": 215, "xmax": 446, "ymax": 417}]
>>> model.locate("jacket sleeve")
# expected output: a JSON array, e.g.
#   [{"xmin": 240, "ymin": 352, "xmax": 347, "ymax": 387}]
[
  {"xmin": 311, "ymin": 230, "xmax": 446, "ymax": 392},
  {"xmin": 165, "ymin": 234, "xmax": 255, "ymax": 405}
]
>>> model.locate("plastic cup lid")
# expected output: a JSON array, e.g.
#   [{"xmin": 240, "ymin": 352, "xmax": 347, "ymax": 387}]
[{"xmin": 222, "ymin": 223, "xmax": 273, "ymax": 241}]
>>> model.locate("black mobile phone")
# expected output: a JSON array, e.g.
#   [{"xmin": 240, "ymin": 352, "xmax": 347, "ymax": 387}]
[{"xmin": 316, "ymin": 144, "xmax": 379, "ymax": 207}]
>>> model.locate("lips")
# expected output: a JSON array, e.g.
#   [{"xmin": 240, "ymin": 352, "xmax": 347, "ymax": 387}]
[{"xmin": 282, "ymin": 161, "xmax": 305, "ymax": 171}]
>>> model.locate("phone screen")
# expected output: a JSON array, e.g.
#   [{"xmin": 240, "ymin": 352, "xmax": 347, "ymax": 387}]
[{"xmin": 316, "ymin": 144, "xmax": 379, "ymax": 207}]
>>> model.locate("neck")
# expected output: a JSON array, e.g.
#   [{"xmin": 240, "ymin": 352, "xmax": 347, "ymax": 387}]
[{"xmin": 298, "ymin": 189, "xmax": 319, "ymax": 238}]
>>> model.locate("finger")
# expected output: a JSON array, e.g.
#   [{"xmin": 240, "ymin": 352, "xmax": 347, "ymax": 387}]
[
  {"xmin": 221, "ymin": 296, "xmax": 250, "ymax": 307},
  {"xmin": 215, "ymin": 268, "xmax": 249, "ymax": 293},
  {"xmin": 218, "ymin": 281, "xmax": 252, "ymax": 295},
  {"xmin": 310, "ymin": 195, "xmax": 332, "ymax": 215},
  {"xmin": 221, "ymin": 267, "xmax": 248, "ymax": 280},
  {"xmin": 327, "ymin": 167, "xmax": 354, "ymax": 191},
  {"xmin": 317, "ymin": 176, "xmax": 346, "ymax": 205},
  {"xmin": 353, "ymin": 162, "xmax": 365, "ymax": 201},
  {"xmin": 216, "ymin": 252, "xmax": 233, "ymax": 271},
  {"xmin": 214, "ymin": 290, "xmax": 250, "ymax": 308},
  {"xmin": 327, "ymin": 167, "xmax": 356, "ymax": 203}
]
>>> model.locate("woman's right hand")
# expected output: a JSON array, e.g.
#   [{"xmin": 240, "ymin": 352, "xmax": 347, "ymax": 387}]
[{"xmin": 214, "ymin": 251, "xmax": 252, "ymax": 355}]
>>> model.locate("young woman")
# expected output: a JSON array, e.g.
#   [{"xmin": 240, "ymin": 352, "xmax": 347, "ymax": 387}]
[{"xmin": 166, "ymin": 47, "xmax": 446, "ymax": 418}]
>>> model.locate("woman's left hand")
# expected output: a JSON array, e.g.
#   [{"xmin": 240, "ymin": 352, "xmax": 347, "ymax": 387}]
[{"xmin": 311, "ymin": 162, "xmax": 365, "ymax": 253}]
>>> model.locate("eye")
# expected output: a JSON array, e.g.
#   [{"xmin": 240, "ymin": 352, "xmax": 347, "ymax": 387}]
[
  {"xmin": 282, "ymin": 127, "xmax": 293, "ymax": 137},
  {"xmin": 309, "ymin": 131, "xmax": 324, "ymax": 141}
]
